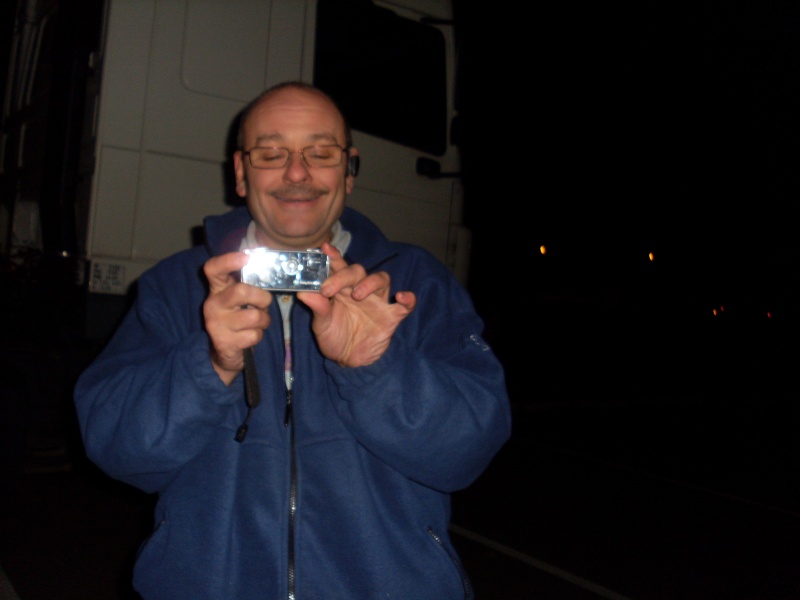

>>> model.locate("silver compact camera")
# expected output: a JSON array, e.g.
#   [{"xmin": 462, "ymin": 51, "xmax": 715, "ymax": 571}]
[{"xmin": 241, "ymin": 248, "xmax": 330, "ymax": 293}]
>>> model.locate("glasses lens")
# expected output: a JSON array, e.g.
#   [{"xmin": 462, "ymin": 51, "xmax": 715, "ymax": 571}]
[
  {"xmin": 247, "ymin": 146, "xmax": 344, "ymax": 169},
  {"xmin": 249, "ymin": 147, "xmax": 288, "ymax": 168},
  {"xmin": 304, "ymin": 145, "xmax": 342, "ymax": 167}
]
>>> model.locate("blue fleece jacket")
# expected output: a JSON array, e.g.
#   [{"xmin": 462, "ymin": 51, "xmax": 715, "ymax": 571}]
[{"xmin": 74, "ymin": 206, "xmax": 511, "ymax": 600}]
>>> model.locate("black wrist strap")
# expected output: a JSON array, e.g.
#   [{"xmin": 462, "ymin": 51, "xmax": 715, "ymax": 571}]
[{"xmin": 235, "ymin": 346, "xmax": 261, "ymax": 442}]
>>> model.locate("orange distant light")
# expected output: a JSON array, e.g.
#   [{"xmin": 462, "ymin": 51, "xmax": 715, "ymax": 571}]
[
  {"xmin": 648, "ymin": 252, "xmax": 654, "ymax": 262},
  {"xmin": 539, "ymin": 245, "xmax": 546, "ymax": 255}
]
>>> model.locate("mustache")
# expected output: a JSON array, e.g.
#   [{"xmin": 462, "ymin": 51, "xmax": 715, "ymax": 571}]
[{"xmin": 271, "ymin": 184, "xmax": 328, "ymax": 198}]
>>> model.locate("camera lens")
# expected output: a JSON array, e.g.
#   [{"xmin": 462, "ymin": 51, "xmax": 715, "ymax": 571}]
[{"xmin": 283, "ymin": 258, "xmax": 300, "ymax": 275}]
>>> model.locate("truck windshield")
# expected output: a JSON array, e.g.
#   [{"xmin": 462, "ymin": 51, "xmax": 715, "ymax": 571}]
[{"xmin": 314, "ymin": 0, "xmax": 448, "ymax": 156}]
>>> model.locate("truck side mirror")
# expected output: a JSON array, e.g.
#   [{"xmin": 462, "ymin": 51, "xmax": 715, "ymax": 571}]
[{"xmin": 416, "ymin": 157, "xmax": 461, "ymax": 179}]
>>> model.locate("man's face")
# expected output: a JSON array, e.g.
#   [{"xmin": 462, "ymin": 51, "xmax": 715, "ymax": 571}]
[{"xmin": 233, "ymin": 87, "xmax": 356, "ymax": 250}]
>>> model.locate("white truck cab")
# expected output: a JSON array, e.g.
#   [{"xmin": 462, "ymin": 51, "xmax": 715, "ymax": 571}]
[{"xmin": 79, "ymin": 0, "xmax": 468, "ymax": 300}]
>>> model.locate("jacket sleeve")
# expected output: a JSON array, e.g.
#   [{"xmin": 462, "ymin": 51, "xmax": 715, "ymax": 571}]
[
  {"xmin": 324, "ymin": 258, "xmax": 512, "ymax": 493},
  {"xmin": 73, "ymin": 256, "xmax": 242, "ymax": 493}
]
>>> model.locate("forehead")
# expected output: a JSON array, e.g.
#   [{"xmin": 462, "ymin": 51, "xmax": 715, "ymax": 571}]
[{"xmin": 244, "ymin": 88, "xmax": 346, "ymax": 145}]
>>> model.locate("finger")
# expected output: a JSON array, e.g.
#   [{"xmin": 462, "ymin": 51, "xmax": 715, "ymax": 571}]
[
  {"xmin": 320, "ymin": 263, "xmax": 368, "ymax": 298},
  {"xmin": 351, "ymin": 271, "xmax": 391, "ymax": 300},
  {"xmin": 208, "ymin": 280, "xmax": 272, "ymax": 315},
  {"xmin": 204, "ymin": 252, "xmax": 249, "ymax": 293},
  {"xmin": 232, "ymin": 302, "xmax": 272, "ymax": 331},
  {"xmin": 394, "ymin": 290, "xmax": 417, "ymax": 312},
  {"xmin": 231, "ymin": 283, "xmax": 273, "ymax": 311},
  {"xmin": 320, "ymin": 242, "xmax": 347, "ymax": 272},
  {"xmin": 205, "ymin": 291, "xmax": 271, "ymax": 336},
  {"xmin": 296, "ymin": 289, "xmax": 332, "ymax": 316}
]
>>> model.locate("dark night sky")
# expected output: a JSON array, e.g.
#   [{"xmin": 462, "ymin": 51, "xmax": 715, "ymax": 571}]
[{"xmin": 455, "ymin": 2, "xmax": 800, "ymax": 327}]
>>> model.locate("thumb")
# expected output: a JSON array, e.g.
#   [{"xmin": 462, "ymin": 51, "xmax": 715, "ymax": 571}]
[{"xmin": 205, "ymin": 252, "xmax": 249, "ymax": 293}]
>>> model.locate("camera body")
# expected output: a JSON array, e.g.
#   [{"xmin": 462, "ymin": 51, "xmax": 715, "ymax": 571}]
[{"xmin": 241, "ymin": 248, "xmax": 330, "ymax": 292}]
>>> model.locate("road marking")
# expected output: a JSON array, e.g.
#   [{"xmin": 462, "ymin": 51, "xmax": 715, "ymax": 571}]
[
  {"xmin": 0, "ymin": 565, "xmax": 22, "ymax": 600},
  {"xmin": 449, "ymin": 523, "xmax": 634, "ymax": 600}
]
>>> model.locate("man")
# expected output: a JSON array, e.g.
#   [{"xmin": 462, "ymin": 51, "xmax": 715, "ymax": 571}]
[{"xmin": 74, "ymin": 81, "xmax": 511, "ymax": 599}]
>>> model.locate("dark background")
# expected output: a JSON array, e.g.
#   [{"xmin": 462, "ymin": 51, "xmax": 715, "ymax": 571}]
[{"xmin": 454, "ymin": 1, "xmax": 799, "ymax": 401}]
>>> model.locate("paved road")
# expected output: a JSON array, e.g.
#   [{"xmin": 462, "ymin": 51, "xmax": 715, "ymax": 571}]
[{"xmin": 451, "ymin": 399, "xmax": 800, "ymax": 599}]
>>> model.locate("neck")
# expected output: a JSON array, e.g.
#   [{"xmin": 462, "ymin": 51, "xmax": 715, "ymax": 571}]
[{"xmin": 251, "ymin": 226, "xmax": 332, "ymax": 251}]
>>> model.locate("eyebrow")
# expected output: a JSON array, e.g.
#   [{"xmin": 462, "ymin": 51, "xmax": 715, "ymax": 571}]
[{"xmin": 253, "ymin": 132, "xmax": 341, "ymax": 146}]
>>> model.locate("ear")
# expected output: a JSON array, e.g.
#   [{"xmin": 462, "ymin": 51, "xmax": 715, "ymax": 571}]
[
  {"xmin": 233, "ymin": 150, "xmax": 247, "ymax": 198},
  {"xmin": 345, "ymin": 148, "xmax": 359, "ymax": 194}
]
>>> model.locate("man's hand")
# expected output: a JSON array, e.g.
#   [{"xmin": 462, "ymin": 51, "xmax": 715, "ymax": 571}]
[
  {"xmin": 203, "ymin": 252, "xmax": 273, "ymax": 385},
  {"xmin": 297, "ymin": 243, "xmax": 416, "ymax": 367}
]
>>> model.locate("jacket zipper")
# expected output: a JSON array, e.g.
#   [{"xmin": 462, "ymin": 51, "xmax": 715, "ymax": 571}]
[
  {"xmin": 428, "ymin": 527, "xmax": 473, "ymax": 600},
  {"xmin": 281, "ymin": 296, "xmax": 297, "ymax": 600},
  {"xmin": 285, "ymin": 386, "xmax": 296, "ymax": 600}
]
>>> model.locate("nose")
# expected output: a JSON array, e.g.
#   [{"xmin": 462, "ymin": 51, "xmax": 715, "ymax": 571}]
[{"xmin": 283, "ymin": 151, "xmax": 311, "ymax": 181}]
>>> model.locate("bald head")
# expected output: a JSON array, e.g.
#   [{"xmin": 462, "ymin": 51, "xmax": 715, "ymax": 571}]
[{"xmin": 237, "ymin": 82, "xmax": 351, "ymax": 150}]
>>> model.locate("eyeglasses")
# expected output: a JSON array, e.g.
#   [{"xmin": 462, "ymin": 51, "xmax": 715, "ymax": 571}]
[{"xmin": 242, "ymin": 144, "xmax": 348, "ymax": 169}]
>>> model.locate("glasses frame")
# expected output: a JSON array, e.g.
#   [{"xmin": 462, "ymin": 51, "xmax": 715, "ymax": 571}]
[{"xmin": 241, "ymin": 144, "xmax": 350, "ymax": 170}]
